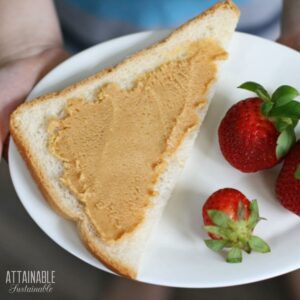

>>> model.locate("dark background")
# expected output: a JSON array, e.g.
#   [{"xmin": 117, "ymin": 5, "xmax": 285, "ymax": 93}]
[{"xmin": 1, "ymin": 1, "xmax": 299, "ymax": 298}]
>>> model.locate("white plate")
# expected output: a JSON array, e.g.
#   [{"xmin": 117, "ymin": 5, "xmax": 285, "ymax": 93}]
[{"xmin": 9, "ymin": 30, "xmax": 300, "ymax": 288}]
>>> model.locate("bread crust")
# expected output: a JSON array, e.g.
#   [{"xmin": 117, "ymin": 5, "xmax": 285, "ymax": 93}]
[
  {"xmin": 9, "ymin": 0, "xmax": 239, "ymax": 279},
  {"xmin": 10, "ymin": 120, "xmax": 137, "ymax": 278},
  {"xmin": 10, "ymin": 0, "xmax": 239, "ymax": 114},
  {"xmin": 78, "ymin": 221, "xmax": 137, "ymax": 279}
]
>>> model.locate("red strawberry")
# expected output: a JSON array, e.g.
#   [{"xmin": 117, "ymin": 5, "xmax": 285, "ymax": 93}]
[
  {"xmin": 202, "ymin": 188, "xmax": 270, "ymax": 263},
  {"xmin": 276, "ymin": 140, "xmax": 300, "ymax": 215},
  {"xmin": 218, "ymin": 82, "xmax": 300, "ymax": 173},
  {"xmin": 203, "ymin": 188, "xmax": 250, "ymax": 236}
]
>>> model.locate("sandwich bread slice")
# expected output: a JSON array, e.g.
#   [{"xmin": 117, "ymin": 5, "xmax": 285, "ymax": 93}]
[{"xmin": 10, "ymin": 1, "xmax": 239, "ymax": 279}]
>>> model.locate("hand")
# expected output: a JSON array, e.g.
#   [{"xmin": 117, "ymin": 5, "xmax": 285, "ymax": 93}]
[
  {"xmin": 279, "ymin": 0, "xmax": 300, "ymax": 52},
  {"xmin": 277, "ymin": 33, "xmax": 300, "ymax": 52},
  {"xmin": 0, "ymin": 47, "xmax": 69, "ymax": 161}
]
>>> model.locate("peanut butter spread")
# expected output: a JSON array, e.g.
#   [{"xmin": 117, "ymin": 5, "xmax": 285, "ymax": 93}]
[{"xmin": 48, "ymin": 39, "xmax": 227, "ymax": 243}]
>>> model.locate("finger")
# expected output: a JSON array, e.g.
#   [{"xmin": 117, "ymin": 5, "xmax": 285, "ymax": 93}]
[
  {"xmin": 3, "ymin": 134, "xmax": 9, "ymax": 162},
  {"xmin": 277, "ymin": 36, "xmax": 300, "ymax": 52}
]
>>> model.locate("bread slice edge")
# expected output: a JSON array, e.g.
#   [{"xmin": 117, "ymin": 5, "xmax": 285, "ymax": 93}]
[{"xmin": 10, "ymin": 0, "xmax": 239, "ymax": 279}]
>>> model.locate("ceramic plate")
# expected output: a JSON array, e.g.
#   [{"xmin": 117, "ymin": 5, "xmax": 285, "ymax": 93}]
[{"xmin": 9, "ymin": 30, "xmax": 300, "ymax": 288}]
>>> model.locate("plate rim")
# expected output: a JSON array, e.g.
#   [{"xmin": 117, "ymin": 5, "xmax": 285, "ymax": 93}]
[{"xmin": 8, "ymin": 30, "xmax": 300, "ymax": 288}]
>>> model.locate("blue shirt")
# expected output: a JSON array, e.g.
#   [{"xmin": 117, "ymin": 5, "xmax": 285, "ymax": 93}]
[
  {"xmin": 63, "ymin": 0, "xmax": 247, "ymax": 28},
  {"xmin": 55, "ymin": 0, "xmax": 281, "ymax": 51}
]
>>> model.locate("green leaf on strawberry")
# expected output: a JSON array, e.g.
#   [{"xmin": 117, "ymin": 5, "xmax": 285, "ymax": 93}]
[
  {"xmin": 207, "ymin": 209, "xmax": 233, "ymax": 227},
  {"xmin": 272, "ymin": 85, "xmax": 299, "ymax": 107},
  {"xmin": 204, "ymin": 225, "xmax": 229, "ymax": 240},
  {"xmin": 205, "ymin": 239, "xmax": 228, "ymax": 252},
  {"xmin": 248, "ymin": 199, "xmax": 259, "ymax": 229},
  {"xmin": 248, "ymin": 236, "xmax": 271, "ymax": 253},
  {"xmin": 227, "ymin": 248, "xmax": 242, "ymax": 263},
  {"xmin": 261, "ymin": 102, "xmax": 274, "ymax": 116},
  {"xmin": 239, "ymin": 81, "xmax": 300, "ymax": 160},
  {"xmin": 238, "ymin": 81, "xmax": 271, "ymax": 103},
  {"xmin": 295, "ymin": 165, "xmax": 300, "ymax": 180},
  {"xmin": 237, "ymin": 200, "xmax": 247, "ymax": 220},
  {"xmin": 203, "ymin": 188, "xmax": 271, "ymax": 263},
  {"xmin": 274, "ymin": 118, "xmax": 294, "ymax": 132},
  {"xmin": 270, "ymin": 100, "xmax": 300, "ymax": 119},
  {"xmin": 276, "ymin": 126, "xmax": 296, "ymax": 159}
]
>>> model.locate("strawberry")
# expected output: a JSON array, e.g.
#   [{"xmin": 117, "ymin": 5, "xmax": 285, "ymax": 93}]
[
  {"xmin": 202, "ymin": 188, "xmax": 270, "ymax": 263},
  {"xmin": 276, "ymin": 140, "xmax": 300, "ymax": 215},
  {"xmin": 218, "ymin": 82, "xmax": 300, "ymax": 172}
]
